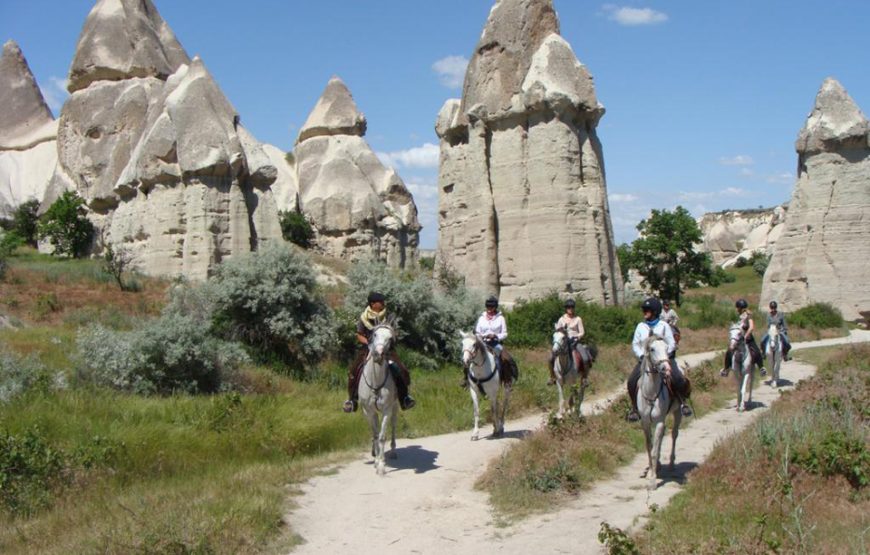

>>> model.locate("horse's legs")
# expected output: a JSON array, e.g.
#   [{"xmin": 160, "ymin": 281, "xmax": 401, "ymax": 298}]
[
  {"xmin": 489, "ymin": 393, "xmax": 500, "ymax": 437},
  {"xmin": 650, "ymin": 419, "xmax": 666, "ymax": 489},
  {"xmin": 555, "ymin": 379, "xmax": 566, "ymax": 416},
  {"xmin": 387, "ymin": 403, "xmax": 398, "ymax": 460},
  {"xmin": 641, "ymin": 421, "xmax": 653, "ymax": 479},
  {"xmin": 734, "ymin": 370, "xmax": 744, "ymax": 411},
  {"xmin": 741, "ymin": 368, "xmax": 752, "ymax": 410},
  {"xmin": 500, "ymin": 384, "xmax": 511, "ymax": 436},
  {"xmin": 469, "ymin": 386, "xmax": 481, "ymax": 441},
  {"xmin": 669, "ymin": 411, "xmax": 682, "ymax": 471},
  {"xmin": 376, "ymin": 411, "xmax": 389, "ymax": 476}
]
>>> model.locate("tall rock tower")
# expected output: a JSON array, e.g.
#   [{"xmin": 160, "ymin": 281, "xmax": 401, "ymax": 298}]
[
  {"xmin": 295, "ymin": 76, "xmax": 420, "ymax": 269},
  {"xmin": 761, "ymin": 78, "xmax": 870, "ymax": 320},
  {"xmin": 435, "ymin": 0, "xmax": 623, "ymax": 305}
]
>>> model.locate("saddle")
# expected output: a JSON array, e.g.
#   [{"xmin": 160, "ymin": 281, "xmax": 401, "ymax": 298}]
[{"xmin": 498, "ymin": 350, "xmax": 519, "ymax": 384}]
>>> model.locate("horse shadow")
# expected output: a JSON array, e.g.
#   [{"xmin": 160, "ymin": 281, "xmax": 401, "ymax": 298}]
[
  {"xmin": 385, "ymin": 444, "xmax": 439, "ymax": 474},
  {"xmin": 656, "ymin": 461, "xmax": 698, "ymax": 486},
  {"xmin": 741, "ymin": 400, "xmax": 767, "ymax": 411},
  {"xmin": 485, "ymin": 428, "xmax": 532, "ymax": 441},
  {"xmin": 772, "ymin": 378, "xmax": 794, "ymax": 388}
]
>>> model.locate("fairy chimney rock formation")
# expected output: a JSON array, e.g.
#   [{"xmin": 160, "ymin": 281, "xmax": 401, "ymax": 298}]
[
  {"xmin": 761, "ymin": 78, "xmax": 870, "ymax": 320},
  {"xmin": 49, "ymin": 0, "xmax": 288, "ymax": 279},
  {"xmin": 294, "ymin": 76, "xmax": 420, "ymax": 268},
  {"xmin": 0, "ymin": 40, "xmax": 58, "ymax": 218},
  {"xmin": 436, "ymin": 0, "xmax": 623, "ymax": 305}
]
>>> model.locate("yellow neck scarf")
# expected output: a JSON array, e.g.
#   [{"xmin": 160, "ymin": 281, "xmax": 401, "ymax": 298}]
[{"xmin": 361, "ymin": 306, "xmax": 387, "ymax": 330}]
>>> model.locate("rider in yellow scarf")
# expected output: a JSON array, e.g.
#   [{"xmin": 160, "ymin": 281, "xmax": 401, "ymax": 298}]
[{"xmin": 342, "ymin": 292, "xmax": 416, "ymax": 413}]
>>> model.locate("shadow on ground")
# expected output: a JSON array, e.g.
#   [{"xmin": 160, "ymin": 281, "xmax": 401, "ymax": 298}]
[{"xmin": 386, "ymin": 445, "xmax": 439, "ymax": 474}]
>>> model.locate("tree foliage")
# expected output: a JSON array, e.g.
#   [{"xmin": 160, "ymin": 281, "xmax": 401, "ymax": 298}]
[
  {"xmin": 10, "ymin": 199, "xmax": 40, "ymax": 247},
  {"xmin": 278, "ymin": 210, "xmax": 314, "ymax": 249},
  {"xmin": 37, "ymin": 191, "xmax": 94, "ymax": 258},
  {"xmin": 624, "ymin": 206, "xmax": 715, "ymax": 306}
]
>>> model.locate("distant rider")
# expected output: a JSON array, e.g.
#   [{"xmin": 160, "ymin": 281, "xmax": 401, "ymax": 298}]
[
  {"xmin": 547, "ymin": 298, "xmax": 586, "ymax": 385},
  {"xmin": 626, "ymin": 298, "xmax": 692, "ymax": 422},
  {"xmin": 343, "ymin": 292, "xmax": 416, "ymax": 412},
  {"xmin": 760, "ymin": 300, "xmax": 791, "ymax": 361},
  {"xmin": 721, "ymin": 298, "xmax": 766, "ymax": 377},
  {"xmin": 661, "ymin": 299, "xmax": 680, "ymax": 348},
  {"xmin": 464, "ymin": 296, "xmax": 510, "ymax": 387}
]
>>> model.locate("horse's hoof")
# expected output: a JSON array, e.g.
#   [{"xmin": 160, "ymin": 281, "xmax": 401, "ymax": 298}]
[
  {"xmin": 743, "ymin": 401, "xmax": 751, "ymax": 411},
  {"xmin": 471, "ymin": 434, "xmax": 479, "ymax": 441},
  {"xmin": 641, "ymin": 467, "xmax": 649, "ymax": 478},
  {"xmin": 387, "ymin": 450, "xmax": 398, "ymax": 460}
]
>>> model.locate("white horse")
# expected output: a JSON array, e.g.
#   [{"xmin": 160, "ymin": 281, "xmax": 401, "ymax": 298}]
[
  {"xmin": 358, "ymin": 323, "xmax": 399, "ymax": 475},
  {"xmin": 551, "ymin": 329, "xmax": 590, "ymax": 417},
  {"xmin": 765, "ymin": 323, "xmax": 783, "ymax": 387},
  {"xmin": 637, "ymin": 334, "xmax": 682, "ymax": 490},
  {"xmin": 729, "ymin": 323, "xmax": 755, "ymax": 412},
  {"xmin": 460, "ymin": 331, "xmax": 512, "ymax": 440}
]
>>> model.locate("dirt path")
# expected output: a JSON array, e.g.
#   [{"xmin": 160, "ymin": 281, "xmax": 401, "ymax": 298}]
[{"xmin": 286, "ymin": 330, "xmax": 870, "ymax": 554}]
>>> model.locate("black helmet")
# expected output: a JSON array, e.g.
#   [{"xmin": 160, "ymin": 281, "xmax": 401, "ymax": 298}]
[
  {"xmin": 485, "ymin": 296, "xmax": 499, "ymax": 308},
  {"xmin": 735, "ymin": 299, "xmax": 749, "ymax": 310},
  {"xmin": 564, "ymin": 298, "xmax": 576, "ymax": 308},
  {"xmin": 641, "ymin": 298, "xmax": 662, "ymax": 317},
  {"xmin": 662, "ymin": 299, "xmax": 671, "ymax": 307},
  {"xmin": 769, "ymin": 300, "xmax": 778, "ymax": 309},
  {"xmin": 367, "ymin": 291, "xmax": 386, "ymax": 305}
]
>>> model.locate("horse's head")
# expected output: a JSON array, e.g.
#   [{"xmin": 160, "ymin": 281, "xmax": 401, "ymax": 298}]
[
  {"xmin": 369, "ymin": 324, "xmax": 395, "ymax": 363},
  {"xmin": 729, "ymin": 323, "xmax": 744, "ymax": 349},
  {"xmin": 552, "ymin": 328, "xmax": 569, "ymax": 356},
  {"xmin": 459, "ymin": 330, "xmax": 483, "ymax": 367},
  {"xmin": 643, "ymin": 334, "xmax": 670, "ymax": 374},
  {"xmin": 768, "ymin": 323, "xmax": 779, "ymax": 339}
]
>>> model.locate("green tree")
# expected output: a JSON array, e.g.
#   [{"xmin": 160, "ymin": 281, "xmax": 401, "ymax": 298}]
[
  {"xmin": 11, "ymin": 199, "xmax": 40, "ymax": 247},
  {"xmin": 615, "ymin": 243, "xmax": 633, "ymax": 283},
  {"xmin": 37, "ymin": 191, "xmax": 94, "ymax": 258},
  {"xmin": 278, "ymin": 210, "xmax": 314, "ymax": 249},
  {"xmin": 628, "ymin": 206, "xmax": 714, "ymax": 306}
]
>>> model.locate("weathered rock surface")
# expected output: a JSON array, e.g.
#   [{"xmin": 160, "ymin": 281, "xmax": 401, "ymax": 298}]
[
  {"xmin": 698, "ymin": 205, "xmax": 788, "ymax": 267},
  {"xmin": 761, "ymin": 78, "xmax": 870, "ymax": 320},
  {"xmin": 0, "ymin": 40, "xmax": 58, "ymax": 219},
  {"xmin": 67, "ymin": 0, "xmax": 190, "ymax": 93},
  {"xmin": 436, "ymin": 0, "xmax": 623, "ymax": 305},
  {"xmin": 50, "ymin": 0, "xmax": 288, "ymax": 279},
  {"xmin": 295, "ymin": 76, "xmax": 420, "ymax": 268}
]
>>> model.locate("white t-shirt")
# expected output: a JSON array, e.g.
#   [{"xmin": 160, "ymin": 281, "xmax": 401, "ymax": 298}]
[
  {"xmin": 475, "ymin": 311, "xmax": 507, "ymax": 341},
  {"xmin": 632, "ymin": 319, "xmax": 676, "ymax": 359}
]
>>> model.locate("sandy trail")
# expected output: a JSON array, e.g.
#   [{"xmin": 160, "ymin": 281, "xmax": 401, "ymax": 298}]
[{"xmin": 287, "ymin": 330, "xmax": 870, "ymax": 554}]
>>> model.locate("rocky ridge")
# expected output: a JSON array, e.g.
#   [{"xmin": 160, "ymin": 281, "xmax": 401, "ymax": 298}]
[
  {"xmin": 436, "ymin": 0, "xmax": 622, "ymax": 305},
  {"xmin": 0, "ymin": 40, "xmax": 59, "ymax": 220},
  {"xmin": 760, "ymin": 78, "xmax": 870, "ymax": 320},
  {"xmin": 698, "ymin": 205, "xmax": 788, "ymax": 267}
]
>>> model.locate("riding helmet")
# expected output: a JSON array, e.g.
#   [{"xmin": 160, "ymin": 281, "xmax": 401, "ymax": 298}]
[
  {"xmin": 485, "ymin": 296, "xmax": 499, "ymax": 308},
  {"xmin": 769, "ymin": 300, "xmax": 778, "ymax": 309},
  {"xmin": 367, "ymin": 291, "xmax": 386, "ymax": 305},
  {"xmin": 641, "ymin": 297, "xmax": 662, "ymax": 317},
  {"xmin": 735, "ymin": 298, "xmax": 749, "ymax": 310},
  {"xmin": 564, "ymin": 298, "xmax": 576, "ymax": 308}
]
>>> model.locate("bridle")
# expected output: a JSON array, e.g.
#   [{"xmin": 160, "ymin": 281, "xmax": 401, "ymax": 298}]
[
  {"xmin": 463, "ymin": 335, "xmax": 497, "ymax": 386},
  {"xmin": 363, "ymin": 325, "xmax": 394, "ymax": 394},
  {"xmin": 641, "ymin": 335, "xmax": 670, "ymax": 405}
]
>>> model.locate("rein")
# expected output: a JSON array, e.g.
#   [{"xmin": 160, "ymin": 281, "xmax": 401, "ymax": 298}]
[
  {"xmin": 464, "ymin": 339, "xmax": 497, "ymax": 386},
  {"xmin": 363, "ymin": 326, "xmax": 394, "ymax": 396}
]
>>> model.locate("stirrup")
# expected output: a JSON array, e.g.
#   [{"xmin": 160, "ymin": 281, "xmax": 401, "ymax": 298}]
[
  {"xmin": 547, "ymin": 377, "xmax": 556, "ymax": 386},
  {"xmin": 342, "ymin": 399, "xmax": 356, "ymax": 413},
  {"xmin": 719, "ymin": 368, "xmax": 730, "ymax": 377},
  {"xmin": 759, "ymin": 366, "xmax": 768, "ymax": 376},
  {"xmin": 402, "ymin": 396, "xmax": 416, "ymax": 410},
  {"xmin": 680, "ymin": 404, "xmax": 693, "ymax": 417},
  {"xmin": 627, "ymin": 410, "xmax": 640, "ymax": 423}
]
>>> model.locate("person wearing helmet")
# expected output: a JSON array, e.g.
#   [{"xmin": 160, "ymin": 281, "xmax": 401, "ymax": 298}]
[
  {"xmin": 721, "ymin": 299, "xmax": 766, "ymax": 377},
  {"xmin": 761, "ymin": 300, "xmax": 791, "ymax": 360},
  {"xmin": 342, "ymin": 292, "xmax": 416, "ymax": 413},
  {"xmin": 661, "ymin": 300, "xmax": 681, "ymax": 347},
  {"xmin": 626, "ymin": 297, "xmax": 692, "ymax": 422},
  {"xmin": 466, "ymin": 296, "xmax": 513, "ymax": 387},
  {"xmin": 548, "ymin": 298, "xmax": 586, "ymax": 385}
]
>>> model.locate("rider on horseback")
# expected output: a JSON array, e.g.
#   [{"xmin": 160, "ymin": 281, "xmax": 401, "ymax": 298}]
[
  {"xmin": 721, "ymin": 299, "xmax": 766, "ymax": 377},
  {"xmin": 760, "ymin": 300, "xmax": 791, "ymax": 361},
  {"xmin": 547, "ymin": 298, "xmax": 586, "ymax": 385},
  {"xmin": 343, "ymin": 292, "xmax": 416, "ymax": 413},
  {"xmin": 463, "ymin": 296, "xmax": 513, "ymax": 387},
  {"xmin": 627, "ymin": 298, "xmax": 693, "ymax": 422},
  {"xmin": 661, "ymin": 300, "xmax": 680, "ymax": 348}
]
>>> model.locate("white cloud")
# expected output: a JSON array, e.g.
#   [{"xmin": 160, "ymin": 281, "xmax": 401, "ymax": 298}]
[
  {"xmin": 721, "ymin": 187, "xmax": 748, "ymax": 196},
  {"xmin": 406, "ymin": 178, "xmax": 439, "ymax": 249},
  {"xmin": 718, "ymin": 155, "xmax": 754, "ymax": 166},
  {"xmin": 766, "ymin": 172, "xmax": 794, "ymax": 184},
  {"xmin": 41, "ymin": 76, "xmax": 69, "ymax": 114},
  {"xmin": 609, "ymin": 193, "xmax": 639, "ymax": 203},
  {"xmin": 432, "ymin": 55, "xmax": 468, "ymax": 89},
  {"xmin": 602, "ymin": 5, "xmax": 668, "ymax": 26},
  {"xmin": 377, "ymin": 143, "xmax": 440, "ymax": 169}
]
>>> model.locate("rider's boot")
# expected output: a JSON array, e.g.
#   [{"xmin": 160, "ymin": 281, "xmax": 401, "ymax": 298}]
[
  {"xmin": 720, "ymin": 349, "xmax": 732, "ymax": 377},
  {"xmin": 459, "ymin": 370, "xmax": 469, "ymax": 388},
  {"xmin": 342, "ymin": 397, "xmax": 358, "ymax": 413},
  {"xmin": 626, "ymin": 382, "xmax": 640, "ymax": 422},
  {"xmin": 679, "ymin": 396, "xmax": 693, "ymax": 417},
  {"xmin": 401, "ymin": 395, "xmax": 416, "ymax": 410}
]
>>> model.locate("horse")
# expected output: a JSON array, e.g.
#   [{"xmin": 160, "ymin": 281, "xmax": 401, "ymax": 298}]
[
  {"xmin": 358, "ymin": 322, "xmax": 399, "ymax": 475},
  {"xmin": 459, "ymin": 331, "xmax": 512, "ymax": 440},
  {"xmin": 765, "ymin": 323, "xmax": 783, "ymax": 387},
  {"xmin": 551, "ymin": 328, "xmax": 591, "ymax": 417},
  {"xmin": 637, "ymin": 334, "xmax": 682, "ymax": 490},
  {"xmin": 729, "ymin": 323, "xmax": 755, "ymax": 411}
]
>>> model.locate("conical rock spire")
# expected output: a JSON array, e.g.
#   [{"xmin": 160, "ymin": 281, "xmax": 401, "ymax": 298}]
[
  {"xmin": 297, "ymin": 76, "xmax": 367, "ymax": 144},
  {"xmin": 796, "ymin": 77, "xmax": 870, "ymax": 154},
  {"xmin": 0, "ymin": 40, "xmax": 56, "ymax": 149}
]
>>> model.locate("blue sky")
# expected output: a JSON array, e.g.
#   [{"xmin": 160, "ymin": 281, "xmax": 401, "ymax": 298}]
[{"xmin": 3, "ymin": 1, "xmax": 869, "ymax": 249}]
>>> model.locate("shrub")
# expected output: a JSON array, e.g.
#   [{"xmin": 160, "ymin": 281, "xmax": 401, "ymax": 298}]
[
  {"xmin": 0, "ymin": 229, "xmax": 21, "ymax": 279},
  {"xmin": 101, "ymin": 243, "xmax": 139, "ymax": 291},
  {"xmin": 789, "ymin": 302, "xmax": 844, "ymax": 329},
  {"xmin": 208, "ymin": 244, "xmax": 334, "ymax": 367},
  {"xmin": 278, "ymin": 210, "xmax": 314, "ymax": 249},
  {"xmin": 11, "ymin": 199, "xmax": 40, "ymax": 247},
  {"xmin": 0, "ymin": 351, "xmax": 67, "ymax": 403},
  {"xmin": 707, "ymin": 265, "xmax": 736, "ymax": 286},
  {"xmin": 37, "ymin": 191, "xmax": 94, "ymax": 258},
  {"xmin": 734, "ymin": 256, "xmax": 748, "ymax": 268},
  {"xmin": 345, "ymin": 260, "xmax": 480, "ymax": 359},
  {"xmin": 77, "ymin": 315, "xmax": 248, "ymax": 395},
  {"xmin": 681, "ymin": 294, "xmax": 734, "ymax": 329},
  {"xmin": 0, "ymin": 427, "xmax": 66, "ymax": 515}
]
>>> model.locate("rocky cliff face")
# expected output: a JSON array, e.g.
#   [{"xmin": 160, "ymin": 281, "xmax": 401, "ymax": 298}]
[
  {"xmin": 45, "ymin": 0, "xmax": 293, "ymax": 279},
  {"xmin": 698, "ymin": 205, "xmax": 788, "ymax": 267},
  {"xmin": 294, "ymin": 76, "xmax": 420, "ymax": 268},
  {"xmin": 0, "ymin": 40, "xmax": 58, "ymax": 219},
  {"xmin": 435, "ymin": 0, "xmax": 623, "ymax": 305},
  {"xmin": 760, "ymin": 78, "xmax": 870, "ymax": 320}
]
